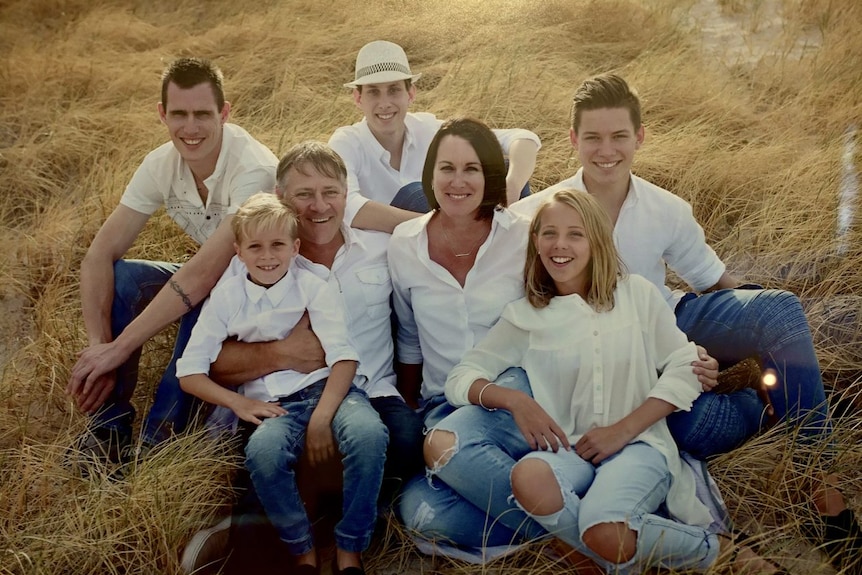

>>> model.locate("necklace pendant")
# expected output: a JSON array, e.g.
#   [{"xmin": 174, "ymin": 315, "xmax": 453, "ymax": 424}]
[{"xmin": 454, "ymin": 251, "xmax": 471, "ymax": 258}]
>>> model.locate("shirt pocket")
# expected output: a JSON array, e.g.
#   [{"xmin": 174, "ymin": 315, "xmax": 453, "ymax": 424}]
[{"xmin": 356, "ymin": 266, "xmax": 392, "ymax": 320}]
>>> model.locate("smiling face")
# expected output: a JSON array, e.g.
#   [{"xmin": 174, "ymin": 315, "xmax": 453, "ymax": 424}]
[
  {"xmin": 159, "ymin": 81, "xmax": 229, "ymax": 172},
  {"xmin": 533, "ymin": 200, "xmax": 592, "ymax": 298},
  {"xmin": 279, "ymin": 164, "xmax": 347, "ymax": 248},
  {"xmin": 353, "ymin": 80, "xmax": 415, "ymax": 140},
  {"xmin": 431, "ymin": 135, "xmax": 485, "ymax": 219},
  {"xmin": 235, "ymin": 225, "xmax": 300, "ymax": 287},
  {"xmin": 571, "ymin": 107, "xmax": 643, "ymax": 193}
]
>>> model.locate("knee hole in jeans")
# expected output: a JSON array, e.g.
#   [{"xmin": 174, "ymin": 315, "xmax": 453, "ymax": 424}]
[
  {"xmin": 582, "ymin": 521, "xmax": 637, "ymax": 564},
  {"xmin": 423, "ymin": 429, "xmax": 457, "ymax": 470},
  {"xmin": 511, "ymin": 458, "xmax": 563, "ymax": 516}
]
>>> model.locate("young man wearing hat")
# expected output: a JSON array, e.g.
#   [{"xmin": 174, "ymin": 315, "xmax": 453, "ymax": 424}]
[{"xmin": 329, "ymin": 40, "xmax": 541, "ymax": 232}]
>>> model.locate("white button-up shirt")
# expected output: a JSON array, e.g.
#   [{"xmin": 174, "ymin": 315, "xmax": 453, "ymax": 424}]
[
  {"xmin": 121, "ymin": 123, "xmax": 278, "ymax": 245},
  {"xmin": 510, "ymin": 169, "xmax": 725, "ymax": 308},
  {"xmin": 293, "ymin": 225, "xmax": 400, "ymax": 398},
  {"xmin": 176, "ymin": 267, "xmax": 358, "ymax": 402},
  {"xmin": 389, "ymin": 208, "xmax": 530, "ymax": 400},
  {"xmin": 329, "ymin": 112, "xmax": 542, "ymax": 225},
  {"xmin": 445, "ymin": 274, "xmax": 710, "ymax": 528}
]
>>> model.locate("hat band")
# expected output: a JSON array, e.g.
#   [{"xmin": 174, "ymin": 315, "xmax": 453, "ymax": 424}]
[{"xmin": 355, "ymin": 61, "xmax": 413, "ymax": 80}]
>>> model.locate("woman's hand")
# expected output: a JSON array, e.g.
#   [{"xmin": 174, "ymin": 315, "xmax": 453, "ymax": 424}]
[
  {"xmin": 575, "ymin": 423, "xmax": 632, "ymax": 464},
  {"xmin": 692, "ymin": 345, "xmax": 719, "ymax": 392},
  {"xmin": 510, "ymin": 397, "xmax": 570, "ymax": 452}
]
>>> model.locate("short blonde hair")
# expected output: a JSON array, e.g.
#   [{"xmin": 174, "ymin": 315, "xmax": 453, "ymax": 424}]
[
  {"xmin": 231, "ymin": 192, "xmax": 298, "ymax": 244},
  {"xmin": 524, "ymin": 189, "xmax": 624, "ymax": 311}
]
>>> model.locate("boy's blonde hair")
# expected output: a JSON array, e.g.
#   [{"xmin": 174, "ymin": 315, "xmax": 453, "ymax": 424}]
[
  {"xmin": 231, "ymin": 192, "xmax": 298, "ymax": 244},
  {"xmin": 524, "ymin": 189, "xmax": 624, "ymax": 311}
]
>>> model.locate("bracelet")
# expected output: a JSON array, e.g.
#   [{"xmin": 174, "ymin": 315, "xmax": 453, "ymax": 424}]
[{"xmin": 477, "ymin": 381, "xmax": 497, "ymax": 412}]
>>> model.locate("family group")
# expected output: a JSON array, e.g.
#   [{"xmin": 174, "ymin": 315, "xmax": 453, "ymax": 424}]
[{"xmin": 65, "ymin": 40, "xmax": 860, "ymax": 575}]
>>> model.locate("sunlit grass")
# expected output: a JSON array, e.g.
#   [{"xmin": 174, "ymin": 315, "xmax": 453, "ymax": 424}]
[{"xmin": 0, "ymin": 0, "xmax": 860, "ymax": 572}]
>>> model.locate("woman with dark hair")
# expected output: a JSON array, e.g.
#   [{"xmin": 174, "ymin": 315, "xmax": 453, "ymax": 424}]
[{"xmin": 388, "ymin": 117, "xmax": 547, "ymax": 545}]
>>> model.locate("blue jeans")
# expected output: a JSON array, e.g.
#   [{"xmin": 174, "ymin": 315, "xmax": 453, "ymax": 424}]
[
  {"xmin": 668, "ymin": 287, "xmax": 830, "ymax": 458},
  {"xmin": 93, "ymin": 259, "xmax": 202, "ymax": 445},
  {"xmin": 517, "ymin": 443, "xmax": 718, "ymax": 574},
  {"xmin": 399, "ymin": 368, "xmax": 546, "ymax": 547},
  {"xmin": 370, "ymin": 395, "xmax": 425, "ymax": 499},
  {"xmin": 390, "ymin": 177, "xmax": 531, "ymax": 214},
  {"xmin": 244, "ymin": 381, "xmax": 387, "ymax": 555}
]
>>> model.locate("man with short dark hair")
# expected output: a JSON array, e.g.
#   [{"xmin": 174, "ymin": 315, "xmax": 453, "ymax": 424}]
[{"xmin": 67, "ymin": 57, "xmax": 278, "ymax": 464}]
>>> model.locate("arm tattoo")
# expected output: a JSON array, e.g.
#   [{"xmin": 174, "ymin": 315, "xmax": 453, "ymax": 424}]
[{"xmin": 168, "ymin": 279, "xmax": 194, "ymax": 312}]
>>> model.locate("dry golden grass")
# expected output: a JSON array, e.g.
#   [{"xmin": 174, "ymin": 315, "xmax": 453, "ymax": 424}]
[{"xmin": 1, "ymin": 0, "xmax": 860, "ymax": 573}]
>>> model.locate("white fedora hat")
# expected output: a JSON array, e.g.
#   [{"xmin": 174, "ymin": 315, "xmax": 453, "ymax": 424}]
[{"xmin": 344, "ymin": 40, "xmax": 422, "ymax": 88}]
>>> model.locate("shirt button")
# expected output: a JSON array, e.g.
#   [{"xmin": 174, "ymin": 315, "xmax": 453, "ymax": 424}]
[{"xmin": 593, "ymin": 330, "xmax": 598, "ymax": 336}]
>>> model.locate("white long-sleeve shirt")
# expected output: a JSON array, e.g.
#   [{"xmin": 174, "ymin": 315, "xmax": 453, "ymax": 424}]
[
  {"xmin": 330, "ymin": 112, "xmax": 542, "ymax": 225},
  {"xmin": 388, "ymin": 207, "xmax": 530, "ymax": 400},
  {"xmin": 445, "ymin": 274, "xmax": 711, "ymax": 527},
  {"xmin": 176, "ymin": 267, "xmax": 358, "ymax": 402},
  {"xmin": 510, "ymin": 169, "xmax": 725, "ymax": 308}
]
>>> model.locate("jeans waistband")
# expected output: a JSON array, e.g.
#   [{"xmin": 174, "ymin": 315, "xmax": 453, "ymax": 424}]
[{"xmin": 274, "ymin": 378, "xmax": 327, "ymax": 405}]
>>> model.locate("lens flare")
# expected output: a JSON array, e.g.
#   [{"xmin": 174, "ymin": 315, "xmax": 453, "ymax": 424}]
[{"xmin": 762, "ymin": 370, "xmax": 778, "ymax": 387}]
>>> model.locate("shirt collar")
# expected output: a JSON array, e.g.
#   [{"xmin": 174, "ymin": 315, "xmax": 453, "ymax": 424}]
[
  {"xmin": 242, "ymin": 267, "xmax": 295, "ymax": 306},
  {"xmin": 573, "ymin": 167, "xmax": 640, "ymax": 207}
]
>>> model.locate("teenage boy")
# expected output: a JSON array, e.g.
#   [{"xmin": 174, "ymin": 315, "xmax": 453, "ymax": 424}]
[
  {"xmin": 329, "ymin": 40, "xmax": 541, "ymax": 232},
  {"xmin": 177, "ymin": 192, "xmax": 385, "ymax": 575},
  {"xmin": 66, "ymin": 57, "xmax": 278, "ymax": 464},
  {"xmin": 180, "ymin": 142, "xmax": 424, "ymax": 575},
  {"xmin": 510, "ymin": 72, "xmax": 860, "ymax": 570}
]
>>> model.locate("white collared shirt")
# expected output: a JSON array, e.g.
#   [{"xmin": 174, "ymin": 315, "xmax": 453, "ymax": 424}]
[
  {"xmin": 121, "ymin": 123, "xmax": 278, "ymax": 245},
  {"xmin": 388, "ymin": 208, "xmax": 530, "ymax": 400},
  {"xmin": 510, "ymin": 169, "xmax": 725, "ymax": 308},
  {"xmin": 293, "ymin": 225, "xmax": 400, "ymax": 398},
  {"xmin": 328, "ymin": 112, "xmax": 542, "ymax": 225},
  {"xmin": 176, "ymin": 267, "xmax": 358, "ymax": 402},
  {"xmin": 216, "ymin": 225, "xmax": 400, "ymax": 399},
  {"xmin": 445, "ymin": 274, "xmax": 710, "ymax": 528}
]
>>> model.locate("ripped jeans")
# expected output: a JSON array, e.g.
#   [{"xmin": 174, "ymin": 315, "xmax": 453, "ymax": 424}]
[
  {"xmin": 399, "ymin": 367, "xmax": 547, "ymax": 548},
  {"xmin": 515, "ymin": 442, "xmax": 719, "ymax": 574}
]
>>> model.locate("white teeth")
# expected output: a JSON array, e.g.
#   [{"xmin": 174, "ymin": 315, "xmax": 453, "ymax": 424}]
[
  {"xmin": 259, "ymin": 265, "xmax": 278, "ymax": 270},
  {"xmin": 378, "ymin": 113, "xmax": 395, "ymax": 120},
  {"xmin": 311, "ymin": 218, "xmax": 329, "ymax": 223},
  {"xmin": 551, "ymin": 256, "xmax": 573, "ymax": 264},
  {"xmin": 449, "ymin": 193, "xmax": 469, "ymax": 199},
  {"xmin": 597, "ymin": 161, "xmax": 617, "ymax": 168}
]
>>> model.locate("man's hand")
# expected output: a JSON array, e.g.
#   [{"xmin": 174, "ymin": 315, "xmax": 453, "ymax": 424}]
[
  {"xmin": 231, "ymin": 396, "xmax": 287, "ymax": 425},
  {"xmin": 67, "ymin": 342, "xmax": 132, "ymax": 412},
  {"xmin": 510, "ymin": 396, "xmax": 570, "ymax": 452},
  {"xmin": 277, "ymin": 313, "xmax": 325, "ymax": 374},
  {"xmin": 575, "ymin": 423, "xmax": 632, "ymax": 464},
  {"xmin": 305, "ymin": 409, "xmax": 336, "ymax": 466},
  {"xmin": 69, "ymin": 371, "xmax": 116, "ymax": 414}
]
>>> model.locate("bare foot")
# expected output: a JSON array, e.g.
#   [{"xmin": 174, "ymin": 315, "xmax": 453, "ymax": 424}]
[
  {"xmin": 548, "ymin": 538, "xmax": 604, "ymax": 575},
  {"xmin": 813, "ymin": 473, "xmax": 848, "ymax": 516},
  {"xmin": 718, "ymin": 534, "xmax": 783, "ymax": 574}
]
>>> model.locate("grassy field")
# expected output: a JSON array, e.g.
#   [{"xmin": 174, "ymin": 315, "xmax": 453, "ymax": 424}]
[{"xmin": 1, "ymin": 0, "xmax": 860, "ymax": 573}]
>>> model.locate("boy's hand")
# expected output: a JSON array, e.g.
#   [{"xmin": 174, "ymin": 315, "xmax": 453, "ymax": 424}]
[
  {"xmin": 231, "ymin": 396, "xmax": 287, "ymax": 425},
  {"xmin": 306, "ymin": 409, "xmax": 336, "ymax": 466}
]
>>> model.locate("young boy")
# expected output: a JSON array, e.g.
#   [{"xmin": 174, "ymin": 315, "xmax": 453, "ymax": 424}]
[
  {"xmin": 329, "ymin": 40, "xmax": 541, "ymax": 232},
  {"xmin": 176, "ymin": 192, "xmax": 386, "ymax": 575}
]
